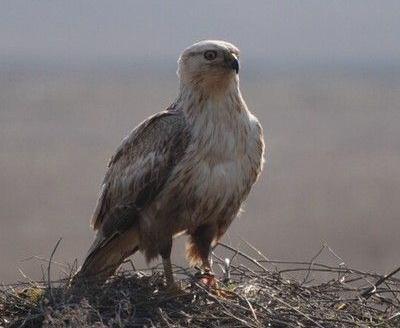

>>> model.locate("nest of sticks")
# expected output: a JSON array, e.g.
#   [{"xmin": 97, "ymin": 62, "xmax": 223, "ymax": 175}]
[{"xmin": 1, "ymin": 241, "xmax": 400, "ymax": 327}]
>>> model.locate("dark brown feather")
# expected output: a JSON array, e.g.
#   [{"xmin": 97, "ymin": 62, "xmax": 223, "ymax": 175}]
[
  {"xmin": 73, "ymin": 109, "xmax": 190, "ymax": 284},
  {"xmin": 92, "ymin": 109, "xmax": 189, "ymax": 230}
]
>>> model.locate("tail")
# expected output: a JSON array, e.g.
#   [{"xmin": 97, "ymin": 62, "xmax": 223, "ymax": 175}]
[{"xmin": 70, "ymin": 227, "xmax": 140, "ymax": 288}]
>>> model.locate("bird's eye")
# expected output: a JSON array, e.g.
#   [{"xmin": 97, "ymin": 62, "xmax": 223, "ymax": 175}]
[{"xmin": 204, "ymin": 50, "xmax": 217, "ymax": 61}]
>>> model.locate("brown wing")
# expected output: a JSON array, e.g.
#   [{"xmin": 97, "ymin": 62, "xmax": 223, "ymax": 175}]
[{"xmin": 91, "ymin": 109, "xmax": 188, "ymax": 233}]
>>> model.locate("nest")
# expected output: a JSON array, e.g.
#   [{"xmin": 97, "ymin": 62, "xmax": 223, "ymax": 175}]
[{"xmin": 1, "ymin": 242, "xmax": 400, "ymax": 327}]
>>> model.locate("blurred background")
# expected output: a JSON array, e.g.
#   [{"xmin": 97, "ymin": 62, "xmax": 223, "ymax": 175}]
[{"xmin": 1, "ymin": 1, "xmax": 400, "ymax": 283}]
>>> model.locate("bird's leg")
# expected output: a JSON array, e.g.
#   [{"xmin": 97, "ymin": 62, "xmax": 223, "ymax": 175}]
[
  {"xmin": 188, "ymin": 224, "xmax": 218, "ymax": 288},
  {"xmin": 160, "ymin": 238, "xmax": 177, "ymax": 289},
  {"xmin": 201, "ymin": 256, "xmax": 212, "ymax": 273},
  {"xmin": 197, "ymin": 242, "xmax": 236, "ymax": 298},
  {"xmin": 188, "ymin": 225, "xmax": 234, "ymax": 298},
  {"xmin": 198, "ymin": 256, "xmax": 218, "ymax": 288},
  {"xmin": 162, "ymin": 257, "xmax": 175, "ymax": 287}
]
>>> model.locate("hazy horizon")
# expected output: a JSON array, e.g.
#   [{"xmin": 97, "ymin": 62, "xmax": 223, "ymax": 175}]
[
  {"xmin": 2, "ymin": 64, "xmax": 400, "ymax": 283},
  {"xmin": 1, "ymin": 1, "xmax": 400, "ymax": 284}
]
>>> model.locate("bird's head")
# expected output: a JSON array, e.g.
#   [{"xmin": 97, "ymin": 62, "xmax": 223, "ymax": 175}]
[{"xmin": 177, "ymin": 40, "xmax": 240, "ymax": 94}]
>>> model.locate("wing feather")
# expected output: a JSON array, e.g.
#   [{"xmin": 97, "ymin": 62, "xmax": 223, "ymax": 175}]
[{"xmin": 91, "ymin": 109, "xmax": 188, "ymax": 232}]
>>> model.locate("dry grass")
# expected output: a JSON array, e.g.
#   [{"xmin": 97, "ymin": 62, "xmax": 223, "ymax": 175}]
[{"xmin": 1, "ymin": 242, "xmax": 400, "ymax": 327}]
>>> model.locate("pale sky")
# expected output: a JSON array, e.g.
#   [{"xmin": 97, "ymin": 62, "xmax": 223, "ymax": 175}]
[{"xmin": 1, "ymin": 0, "xmax": 400, "ymax": 64}]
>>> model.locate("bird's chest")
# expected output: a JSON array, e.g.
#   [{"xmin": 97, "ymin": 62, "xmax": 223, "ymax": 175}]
[
  {"xmin": 189, "ymin": 144, "xmax": 245, "ymax": 199},
  {"xmin": 191, "ymin": 160, "xmax": 241, "ymax": 202},
  {"xmin": 176, "ymin": 120, "xmax": 255, "ymax": 225}
]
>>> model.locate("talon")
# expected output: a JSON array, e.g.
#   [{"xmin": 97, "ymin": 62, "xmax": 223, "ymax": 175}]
[
  {"xmin": 196, "ymin": 270, "xmax": 218, "ymax": 288},
  {"xmin": 194, "ymin": 270, "xmax": 236, "ymax": 298},
  {"xmin": 201, "ymin": 274, "xmax": 218, "ymax": 288}
]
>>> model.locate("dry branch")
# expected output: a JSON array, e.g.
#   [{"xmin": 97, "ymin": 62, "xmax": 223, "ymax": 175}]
[{"xmin": 1, "ymin": 243, "xmax": 400, "ymax": 327}]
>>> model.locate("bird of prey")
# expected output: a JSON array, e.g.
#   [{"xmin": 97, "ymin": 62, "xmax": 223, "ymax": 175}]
[{"xmin": 73, "ymin": 40, "xmax": 264, "ymax": 289}]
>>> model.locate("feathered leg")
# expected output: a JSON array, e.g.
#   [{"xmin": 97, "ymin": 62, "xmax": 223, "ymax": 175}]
[{"xmin": 187, "ymin": 224, "xmax": 218, "ymax": 287}]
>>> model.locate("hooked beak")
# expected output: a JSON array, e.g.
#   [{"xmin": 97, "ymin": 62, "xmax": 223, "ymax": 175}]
[{"xmin": 225, "ymin": 53, "xmax": 239, "ymax": 74}]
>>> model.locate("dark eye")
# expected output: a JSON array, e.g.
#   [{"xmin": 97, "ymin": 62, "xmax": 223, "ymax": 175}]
[{"xmin": 204, "ymin": 50, "xmax": 217, "ymax": 61}]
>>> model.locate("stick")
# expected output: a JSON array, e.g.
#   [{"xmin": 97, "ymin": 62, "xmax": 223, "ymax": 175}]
[
  {"xmin": 217, "ymin": 242, "xmax": 268, "ymax": 273},
  {"xmin": 47, "ymin": 238, "xmax": 62, "ymax": 302},
  {"xmin": 361, "ymin": 265, "xmax": 400, "ymax": 299}
]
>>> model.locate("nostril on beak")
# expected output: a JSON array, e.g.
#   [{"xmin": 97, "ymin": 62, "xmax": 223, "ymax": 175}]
[
  {"xmin": 231, "ymin": 58, "xmax": 239, "ymax": 74},
  {"xmin": 225, "ymin": 53, "xmax": 239, "ymax": 74}
]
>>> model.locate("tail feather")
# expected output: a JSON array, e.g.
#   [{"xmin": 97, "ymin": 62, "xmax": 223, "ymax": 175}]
[{"xmin": 71, "ymin": 228, "xmax": 140, "ymax": 287}]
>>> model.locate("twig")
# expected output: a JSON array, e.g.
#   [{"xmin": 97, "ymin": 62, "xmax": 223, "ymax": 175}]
[
  {"xmin": 302, "ymin": 244, "xmax": 325, "ymax": 285},
  {"xmin": 240, "ymin": 238, "xmax": 270, "ymax": 263},
  {"xmin": 268, "ymin": 293, "xmax": 325, "ymax": 328},
  {"xmin": 361, "ymin": 265, "xmax": 400, "ymax": 299},
  {"xmin": 2, "ymin": 242, "xmax": 400, "ymax": 327},
  {"xmin": 47, "ymin": 238, "xmax": 62, "ymax": 302},
  {"xmin": 217, "ymin": 242, "xmax": 268, "ymax": 272}
]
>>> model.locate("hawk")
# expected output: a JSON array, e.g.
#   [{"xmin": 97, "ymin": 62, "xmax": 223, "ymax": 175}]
[{"xmin": 73, "ymin": 40, "xmax": 264, "ymax": 289}]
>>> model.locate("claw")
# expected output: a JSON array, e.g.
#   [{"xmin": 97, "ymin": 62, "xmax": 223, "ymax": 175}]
[
  {"xmin": 199, "ymin": 272, "xmax": 218, "ymax": 288},
  {"xmin": 195, "ymin": 268, "xmax": 217, "ymax": 286},
  {"xmin": 195, "ymin": 271, "xmax": 236, "ymax": 298}
]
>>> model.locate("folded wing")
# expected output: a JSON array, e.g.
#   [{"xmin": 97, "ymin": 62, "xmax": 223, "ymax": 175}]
[
  {"xmin": 92, "ymin": 110, "xmax": 188, "ymax": 234},
  {"xmin": 71, "ymin": 110, "xmax": 188, "ymax": 284}
]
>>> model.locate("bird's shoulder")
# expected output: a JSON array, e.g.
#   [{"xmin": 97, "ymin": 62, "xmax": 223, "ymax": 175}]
[
  {"xmin": 91, "ymin": 107, "xmax": 188, "ymax": 230},
  {"xmin": 108, "ymin": 108, "xmax": 187, "ymax": 168},
  {"xmin": 247, "ymin": 112, "xmax": 262, "ymax": 134},
  {"xmin": 247, "ymin": 112, "xmax": 265, "ymax": 173}
]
